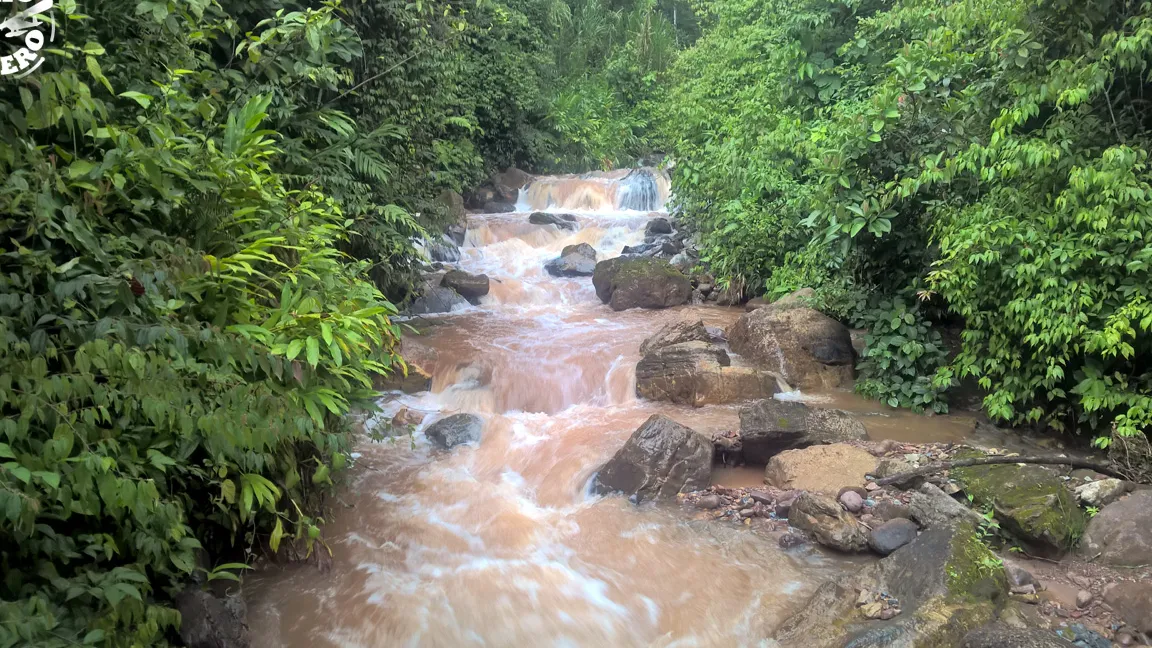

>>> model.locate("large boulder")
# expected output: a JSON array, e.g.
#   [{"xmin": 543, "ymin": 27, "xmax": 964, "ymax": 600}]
[
  {"xmin": 407, "ymin": 273, "xmax": 469, "ymax": 315},
  {"xmin": 425, "ymin": 413, "xmax": 484, "ymax": 449},
  {"xmin": 438, "ymin": 188, "xmax": 466, "ymax": 224},
  {"xmin": 592, "ymin": 415, "xmax": 712, "ymax": 503},
  {"xmin": 492, "ymin": 167, "xmax": 533, "ymax": 202},
  {"xmin": 635, "ymin": 342, "xmax": 778, "ymax": 407},
  {"xmin": 788, "ymin": 491, "xmax": 870, "ymax": 552},
  {"xmin": 592, "ymin": 257, "xmax": 692, "ymax": 311},
  {"xmin": 464, "ymin": 186, "xmax": 496, "ymax": 209},
  {"xmin": 529, "ymin": 211, "xmax": 578, "ymax": 230},
  {"xmin": 644, "ymin": 217, "xmax": 673, "ymax": 236},
  {"xmin": 441, "ymin": 270, "xmax": 489, "ymax": 304},
  {"xmin": 545, "ymin": 243, "xmax": 597, "ymax": 277},
  {"xmin": 175, "ymin": 588, "xmax": 250, "ymax": 648},
  {"xmin": 737, "ymin": 399, "xmax": 868, "ymax": 464},
  {"xmin": 909, "ymin": 482, "xmax": 985, "ymax": 530},
  {"xmin": 953, "ymin": 461, "xmax": 1085, "ymax": 557},
  {"xmin": 1102, "ymin": 581, "xmax": 1152, "ymax": 634},
  {"xmin": 424, "ymin": 236, "xmax": 461, "ymax": 263},
  {"xmin": 764, "ymin": 444, "xmax": 878, "ymax": 494},
  {"xmin": 727, "ymin": 306, "xmax": 855, "ymax": 389},
  {"xmin": 868, "ymin": 518, "xmax": 919, "ymax": 556},
  {"xmin": 1080, "ymin": 490, "xmax": 1152, "ymax": 567},
  {"xmin": 639, "ymin": 319, "xmax": 711, "ymax": 355},
  {"xmin": 774, "ymin": 522, "xmax": 1006, "ymax": 648},
  {"xmin": 373, "ymin": 362, "xmax": 432, "ymax": 394}
]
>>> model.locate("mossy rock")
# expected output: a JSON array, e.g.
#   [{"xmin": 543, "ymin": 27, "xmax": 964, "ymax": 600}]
[
  {"xmin": 591, "ymin": 257, "xmax": 691, "ymax": 311},
  {"xmin": 953, "ymin": 459, "xmax": 1085, "ymax": 556}
]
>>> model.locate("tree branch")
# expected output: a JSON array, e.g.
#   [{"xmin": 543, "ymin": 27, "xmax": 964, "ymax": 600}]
[{"xmin": 874, "ymin": 454, "xmax": 1131, "ymax": 487}]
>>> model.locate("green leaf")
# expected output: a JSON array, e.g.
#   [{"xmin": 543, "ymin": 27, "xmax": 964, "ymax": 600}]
[
  {"xmin": 312, "ymin": 464, "xmax": 330, "ymax": 484},
  {"xmin": 270, "ymin": 518, "xmax": 284, "ymax": 553},
  {"xmin": 119, "ymin": 90, "xmax": 152, "ymax": 108},
  {"xmin": 306, "ymin": 337, "xmax": 320, "ymax": 368}
]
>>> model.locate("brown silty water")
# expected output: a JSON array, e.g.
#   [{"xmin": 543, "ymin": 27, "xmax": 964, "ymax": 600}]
[{"xmin": 244, "ymin": 170, "xmax": 976, "ymax": 646}]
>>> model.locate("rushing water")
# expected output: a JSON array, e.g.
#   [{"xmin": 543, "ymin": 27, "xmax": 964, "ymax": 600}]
[{"xmin": 244, "ymin": 170, "xmax": 973, "ymax": 647}]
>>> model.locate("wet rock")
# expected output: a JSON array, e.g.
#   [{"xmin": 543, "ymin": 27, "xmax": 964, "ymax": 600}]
[
  {"xmin": 636, "ymin": 341, "xmax": 779, "ymax": 407},
  {"xmin": 953, "ymin": 461, "xmax": 1085, "ymax": 556},
  {"xmin": 424, "ymin": 236, "xmax": 461, "ymax": 263},
  {"xmin": 909, "ymin": 482, "xmax": 985, "ymax": 529},
  {"xmin": 529, "ymin": 211, "xmax": 578, "ymax": 230},
  {"xmin": 840, "ymin": 490, "xmax": 864, "ymax": 513},
  {"xmin": 1004, "ymin": 563, "xmax": 1036, "ymax": 588},
  {"xmin": 744, "ymin": 297, "xmax": 771, "ymax": 311},
  {"xmin": 425, "ymin": 413, "xmax": 484, "ymax": 449},
  {"xmin": 407, "ymin": 282, "xmax": 469, "ymax": 315},
  {"xmin": 695, "ymin": 493, "xmax": 722, "ymax": 509},
  {"xmin": 645, "ymin": 217, "xmax": 673, "ymax": 236},
  {"xmin": 481, "ymin": 200, "xmax": 515, "ymax": 213},
  {"xmin": 464, "ymin": 185, "xmax": 496, "ymax": 209},
  {"xmin": 639, "ymin": 319, "xmax": 712, "ymax": 355},
  {"xmin": 592, "ymin": 257, "xmax": 692, "ymax": 311},
  {"xmin": 373, "ymin": 363, "xmax": 432, "ymax": 394},
  {"xmin": 446, "ymin": 223, "xmax": 467, "ymax": 246},
  {"xmin": 961, "ymin": 624, "xmax": 1076, "ymax": 647},
  {"xmin": 592, "ymin": 415, "xmax": 712, "ymax": 503},
  {"xmin": 872, "ymin": 500, "xmax": 912, "ymax": 522},
  {"xmin": 439, "ymin": 188, "xmax": 466, "ymax": 223},
  {"xmin": 1073, "ymin": 477, "xmax": 1129, "ymax": 507},
  {"xmin": 1081, "ymin": 490, "xmax": 1152, "ymax": 566},
  {"xmin": 869, "ymin": 518, "xmax": 919, "ymax": 556},
  {"xmin": 788, "ymin": 491, "xmax": 870, "ymax": 553},
  {"xmin": 737, "ymin": 399, "xmax": 868, "ymax": 464},
  {"xmin": 727, "ymin": 306, "xmax": 855, "ymax": 390},
  {"xmin": 175, "ymin": 587, "xmax": 250, "ymax": 648},
  {"xmin": 765, "ymin": 444, "xmax": 878, "ymax": 494},
  {"xmin": 391, "ymin": 407, "xmax": 425, "ymax": 429},
  {"xmin": 1102, "ymin": 581, "xmax": 1152, "ymax": 634},
  {"xmin": 778, "ymin": 532, "xmax": 807, "ymax": 549},
  {"xmin": 1074, "ymin": 589, "xmax": 1093, "ymax": 608},
  {"xmin": 491, "ymin": 167, "xmax": 532, "ymax": 202},
  {"xmin": 713, "ymin": 284, "xmax": 745, "ymax": 306},
  {"xmin": 545, "ymin": 242, "xmax": 597, "ymax": 277},
  {"xmin": 441, "ymin": 270, "xmax": 489, "ymax": 304}
]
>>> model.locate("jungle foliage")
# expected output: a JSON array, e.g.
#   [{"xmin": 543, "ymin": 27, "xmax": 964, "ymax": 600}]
[{"xmin": 660, "ymin": 0, "xmax": 1152, "ymax": 439}]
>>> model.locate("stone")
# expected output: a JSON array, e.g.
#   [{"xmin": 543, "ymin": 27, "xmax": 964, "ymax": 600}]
[
  {"xmin": 446, "ymin": 223, "xmax": 467, "ymax": 246},
  {"xmin": 909, "ymin": 482, "xmax": 985, "ymax": 529},
  {"xmin": 464, "ymin": 185, "xmax": 496, "ymax": 209},
  {"xmin": 953, "ymin": 461, "xmax": 1085, "ymax": 557},
  {"xmin": 425, "ymin": 413, "xmax": 484, "ymax": 449},
  {"xmin": 175, "ymin": 587, "xmax": 250, "ymax": 648},
  {"xmin": 374, "ymin": 363, "xmax": 432, "ymax": 394},
  {"xmin": 438, "ymin": 188, "xmax": 466, "ymax": 223},
  {"xmin": 639, "ymin": 319, "xmax": 712, "ymax": 355},
  {"xmin": 788, "ymin": 492, "xmax": 870, "ymax": 552},
  {"xmin": 528, "ymin": 211, "xmax": 578, "ymax": 230},
  {"xmin": 744, "ymin": 297, "xmax": 771, "ymax": 311},
  {"xmin": 391, "ymin": 407, "xmax": 425, "ymax": 429},
  {"xmin": 545, "ymin": 243, "xmax": 598, "ymax": 277},
  {"xmin": 407, "ymin": 273, "xmax": 469, "ymax": 315},
  {"xmin": 840, "ymin": 490, "xmax": 864, "ymax": 513},
  {"xmin": 1081, "ymin": 490, "xmax": 1152, "ymax": 566},
  {"xmin": 592, "ymin": 415, "xmax": 712, "ymax": 503},
  {"xmin": 1073, "ymin": 478, "xmax": 1129, "ymax": 507},
  {"xmin": 1102, "ymin": 581, "xmax": 1152, "ymax": 634},
  {"xmin": 481, "ymin": 200, "xmax": 515, "ymax": 213},
  {"xmin": 636, "ymin": 341, "xmax": 779, "ymax": 407},
  {"xmin": 424, "ymin": 236, "xmax": 461, "ymax": 263},
  {"xmin": 961, "ymin": 624, "xmax": 1076, "ymax": 647},
  {"xmin": 869, "ymin": 518, "xmax": 919, "ymax": 555},
  {"xmin": 1004, "ymin": 563, "xmax": 1036, "ymax": 588},
  {"xmin": 737, "ymin": 399, "xmax": 868, "ymax": 464},
  {"xmin": 491, "ymin": 167, "xmax": 533, "ymax": 201},
  {"xmin": 872, "ymin": 500, "xmax": 912, "ymax": 522},
  {"xmin": 592, "ymin": 257, "xmax": 692, "ymax": 311},
  {"xmin": 727, "ymin": 306, "xmax": 855, "ymax": 390},
  {"xmin": 1075, "ymin": 589, "xmax": 1093, "ymax": 608},
  {"xmin": 441, "ymin": 269, "xmax": 490, "ymax": 303},
  {"xmin": 770, "ymin": 287, "xmax": 816, "ymax": 310},
  {"xmin": 644, "ymin": 217, "xmax": 673, "ymax": 236},
  {"xmin": 695, "ymin": 493, "xmax": 722, "ymax": 509},
  {"xmin": 765, "ymin": 444, "xmax": 878, "ymax": 494}
]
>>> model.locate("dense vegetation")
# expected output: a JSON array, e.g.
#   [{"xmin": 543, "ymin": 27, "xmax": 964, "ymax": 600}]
[{"xmin": 3, "ymin": 0, "xmax": 1151, "ymax": 643}]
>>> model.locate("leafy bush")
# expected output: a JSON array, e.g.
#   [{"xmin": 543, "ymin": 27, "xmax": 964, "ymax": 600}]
[{"xmin": 855, "ymin": 298, "xmax": 950, "ymax": 413}]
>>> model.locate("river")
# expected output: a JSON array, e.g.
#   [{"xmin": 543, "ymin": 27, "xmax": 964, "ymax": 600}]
[{"xmin": 244, "ymin": 170, "xmax": 979, "ymax": 647}]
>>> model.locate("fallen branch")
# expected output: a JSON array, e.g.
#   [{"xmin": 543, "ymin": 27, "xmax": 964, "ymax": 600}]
[{"xmin": 874, "ymin": 455, "xmax": 1130, "ymax": 487}]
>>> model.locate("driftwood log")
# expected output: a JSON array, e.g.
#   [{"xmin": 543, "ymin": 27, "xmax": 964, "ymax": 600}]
[{"xmin": 874, "ymin": 455, "xmax": 1130, "ymax": 487}]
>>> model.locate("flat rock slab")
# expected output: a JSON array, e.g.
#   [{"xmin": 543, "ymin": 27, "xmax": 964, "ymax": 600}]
[
  {"xmin": 738, "ymin": 399, "xmax": 868, "ymax": 463},
  {"xmin": 765, "ymin": 444, "xmax": 878, "ymax": 494}
]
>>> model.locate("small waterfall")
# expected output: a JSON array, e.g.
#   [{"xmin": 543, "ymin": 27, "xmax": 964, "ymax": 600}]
[{"xmin": 518, "ymin": 167, "xmax": 671, "ymax": 212}]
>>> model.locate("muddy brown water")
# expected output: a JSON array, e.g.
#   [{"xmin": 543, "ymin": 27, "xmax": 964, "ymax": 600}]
[{"xmin": 244, "ymin": 172, "xmax": 977, "ymax": 646}]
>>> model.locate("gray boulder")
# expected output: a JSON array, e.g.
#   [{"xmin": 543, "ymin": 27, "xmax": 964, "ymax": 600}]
[
  {"xmin": 868, "ymin": 518, "xmax": 919, "ymax": 555},
  {"xmin": 425, "ymin": 237, "xmax": 460, "ymax": 263},
  {"xmin": 592, "ymin": 257, "xmax": 692, "ymax": 311},
  {"xmin": 737, "ymin": 399, "xmax": 868, "ymax": 464},
  {"xmin": 545, "ymin": 242, "xmax": 597, "ymax": 277},
  {"xmin": 491, "ymin": 167, "xmax": 532, "ymax": 201},
  {"xmin": 175, "ymin": 588, "xmax": 250, "ymax": 648},
  {"xmin": 407, "ymin": 273, "xmax": 469, "ymax": 315},
  {"xmin": 635, "ymin": 341, "xmax": 778, "ymax": 407},
  {"xmin": 909, "ymin": 482, "xmax": 984, "ymax": 529},
  {"xmin": 425, "ymin": 413, "xmax": 484, "ymax": 449},
  {"xmin": 1081, "ymin": 490, "xmax": 1152, "ymax": 566},
  {"xmin": 441, "ymin": 270, "xmax": 489, "ymax": 303},
  {"xmin": 592, "ymin": 415, "xmax": 712, "ymax": 503},
  {"xmin": 788, "ymin": 491, "xmax": 870, "ymax": 553},
  {"xmin": 639, "ymin": 319, "xmax": 712, "ymax": 355},
  {"xmin": 529, "ymin": 211, "xmax": 578, "ymax": 230},
  {"xmin": 1102, "ymin": 581, "xmax": 1152, "ymax": 634},
  {"xmin": 644, "ymin": 217, "xmax": 673, "ymax": 236},
  {"xmin": 728, "ymin": 306, "xmax": 855, "ymax": 389},
  {"xmin": 481, "ymin": 201, "xmax": 515, "ymax": 213}
]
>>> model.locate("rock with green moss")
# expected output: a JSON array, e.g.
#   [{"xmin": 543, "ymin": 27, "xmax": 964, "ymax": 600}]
[
  {"xmin": 952, "ymin": 460, "xmax": 1085, "ymax": 557},
  {"xmin": 773, "ymin": 522, "xmax": 1006, "ymax": 647},
  {"xmin": 592, "ymin": 257, "xmax": 692, "ymax": 311}
]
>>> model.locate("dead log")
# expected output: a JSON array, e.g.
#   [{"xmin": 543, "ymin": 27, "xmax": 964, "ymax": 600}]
[{"xmin": 873, "ymin": 454, "xmax": 1130, "ymax": 487}]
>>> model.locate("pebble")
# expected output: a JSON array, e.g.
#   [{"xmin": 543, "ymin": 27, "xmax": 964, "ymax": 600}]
[
  {"xmin": 879, "ymin": 608, "xmax": 898, "ymax": 620},
  {"xmin": 840, "ymin": 490, "xmax": 864, "ymax": 513},
  {"xmin": 1076, "ymin": 589, "xmax": 1094, "ymax": 608},
  {"xmin": 861, "ymin": 602, "xmax": 883, "ymax": 619},
  {"xmin": 865, "ymin": 482, "xmax": 881, "ymax": 491},
  {"xmin": 748, "ymin": 490, "xmax": 773, "ymax": 505},
  {"xmin": 695, "ymin": 494, "xmax": 722, "ymax": 510}
]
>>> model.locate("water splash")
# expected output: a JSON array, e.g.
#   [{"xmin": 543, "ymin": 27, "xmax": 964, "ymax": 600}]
[{"xmin": 518, "ymin": 167, "xmax": 671, "ymax": 213}]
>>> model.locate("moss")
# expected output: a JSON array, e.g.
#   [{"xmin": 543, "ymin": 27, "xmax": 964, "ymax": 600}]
[
  {"xmin": 944, "ymin": 523, "xmax": 1007, "ymax": 601},
  {"xmin": 615, "ymin": 257, "xmax": 685, "ymax": 281}
]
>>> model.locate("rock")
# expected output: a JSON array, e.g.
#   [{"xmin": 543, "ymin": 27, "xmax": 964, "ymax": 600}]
[
  {"xmin": 441, "ymin": 270, "xmax": 490, "ymax": 304},
  {"xmin": 592, "ymin": 415, "xmax": 712, "ymax": 503},
  {"xmin": 645, "ymin": 217, "xmax": 673, "ymax": 236},
  {"xmin": 374, "ymin": 363, "xmax": 432, "ymax": 393},
  {"xmin": 744, "ymin": 297, "xmax": 771, "ymax": 311},
  {"xmin": 424, "ymin": 236, "xmax": 461, "ymax": 263},
  {"xmin": 869, "ymin": 518, "xmax": 919, "ymax": 555},
  {"xmin": 695, "ymin": 494, "xmax": 722, "ymax": 509},
  {"xmin": 636, "ymin": 341, "xmax": 779, "ymax": 407},
  {"xmin": 1075, "ymin": 589, "xmax": 1093, "ymax": 608},
  {"xmin": 778, "ymin": 532, "xmax": 807, "ymax": 549},
  {"xmin": 438, "ymin": 188, "xmax": 466, "ymax": 224},
  {"xmin": 727, "ymin": 306, "xmax": 855, "ymax": 390},
  {"xmin": 407, "ymin": 272, "xmax": 470, "ymax": 315},
  {"xmin": 765, "ymin": 444, "xmax": 878, "ymax": 494},
  {"xmin": 545, "ymin": 243, "xmax": 597, "ymax": 277},
  {"xmin": 1081, "ymin": 490, "xmax": 1152, "ymax": 566},
  {"xmin": 464, "ymin": 185, "xmax": 496, "ymax": 209},
  {"xmin": 481, "ymin": 200, "xmax": 515, "ymax": 213},
  {"xmin": 491, "ymin": 167, "xmax": 532, "ymax": 201},
  {"xmin": 909, "ymin": 482, "xmax": 985, "ymax": 529},
  {"xmin": 175, "ymin": 587, "xmax": 250, "ymax": 648},
  {"xmin": 425, "ymin": 413, "xmax": 484, "ymax": 449},
  {"xmin": 529, "ymin": 211, "xmax": 578, "ymax": 230},
  {"xmin": 1004, "ymin": 563, "xmax": 1036, "ymax": 588},
  {"xmin": 840, "ymin": 490, "xmax": 864, "ymax": 513},
  {"xmin": 1073, "ymin": 478, "xmax": 1129, "ymax": 507},
  {"xmin": 639, "ymin": 319, "xmax": 712, "ymax": 355},
  {"xmin": 875, "ymin": 457, "xmax": 917, "ymax": 478},
  {"xmin": 953, "ymin": 460, "xmax": 1085, "ymax": 556},
  {"xmin": 961, "ymin": 624, "xmax": 1076, "ymax": 647},
  {"xmin": 770, "ymin": 287, "xmax": 816, "ymax": 310},
  {"xmin": 391, "ymin": 407, "xmax": 425, "ymax": 429},
  {"xmin": 713, "ymin": 284, "xmax": 745, "ymax": 306},
  {"xmin": 1102, "ymin": 581, "xmax": 1152, "ymax": 634},
  {"xmin": 592, "ymin": 257, "xmax": 692, "ymax": 311},
  {"xmin": 737, "ymin": 399, "xmax": 868, "ymax": 464},
  {"xmin": 872, "ymin": 500, "xmax": 912, "ymax": 522},
  {"xmin": 669, "ymin": 252, "xmax": 695, "ymax": 271},
  {"xmin": 788, "ymin": 492, "xmax": 870, "ymax": 552},
  {"xmin": 446, "ymin": 223, "xmax": 467, "ymax": 246}
]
